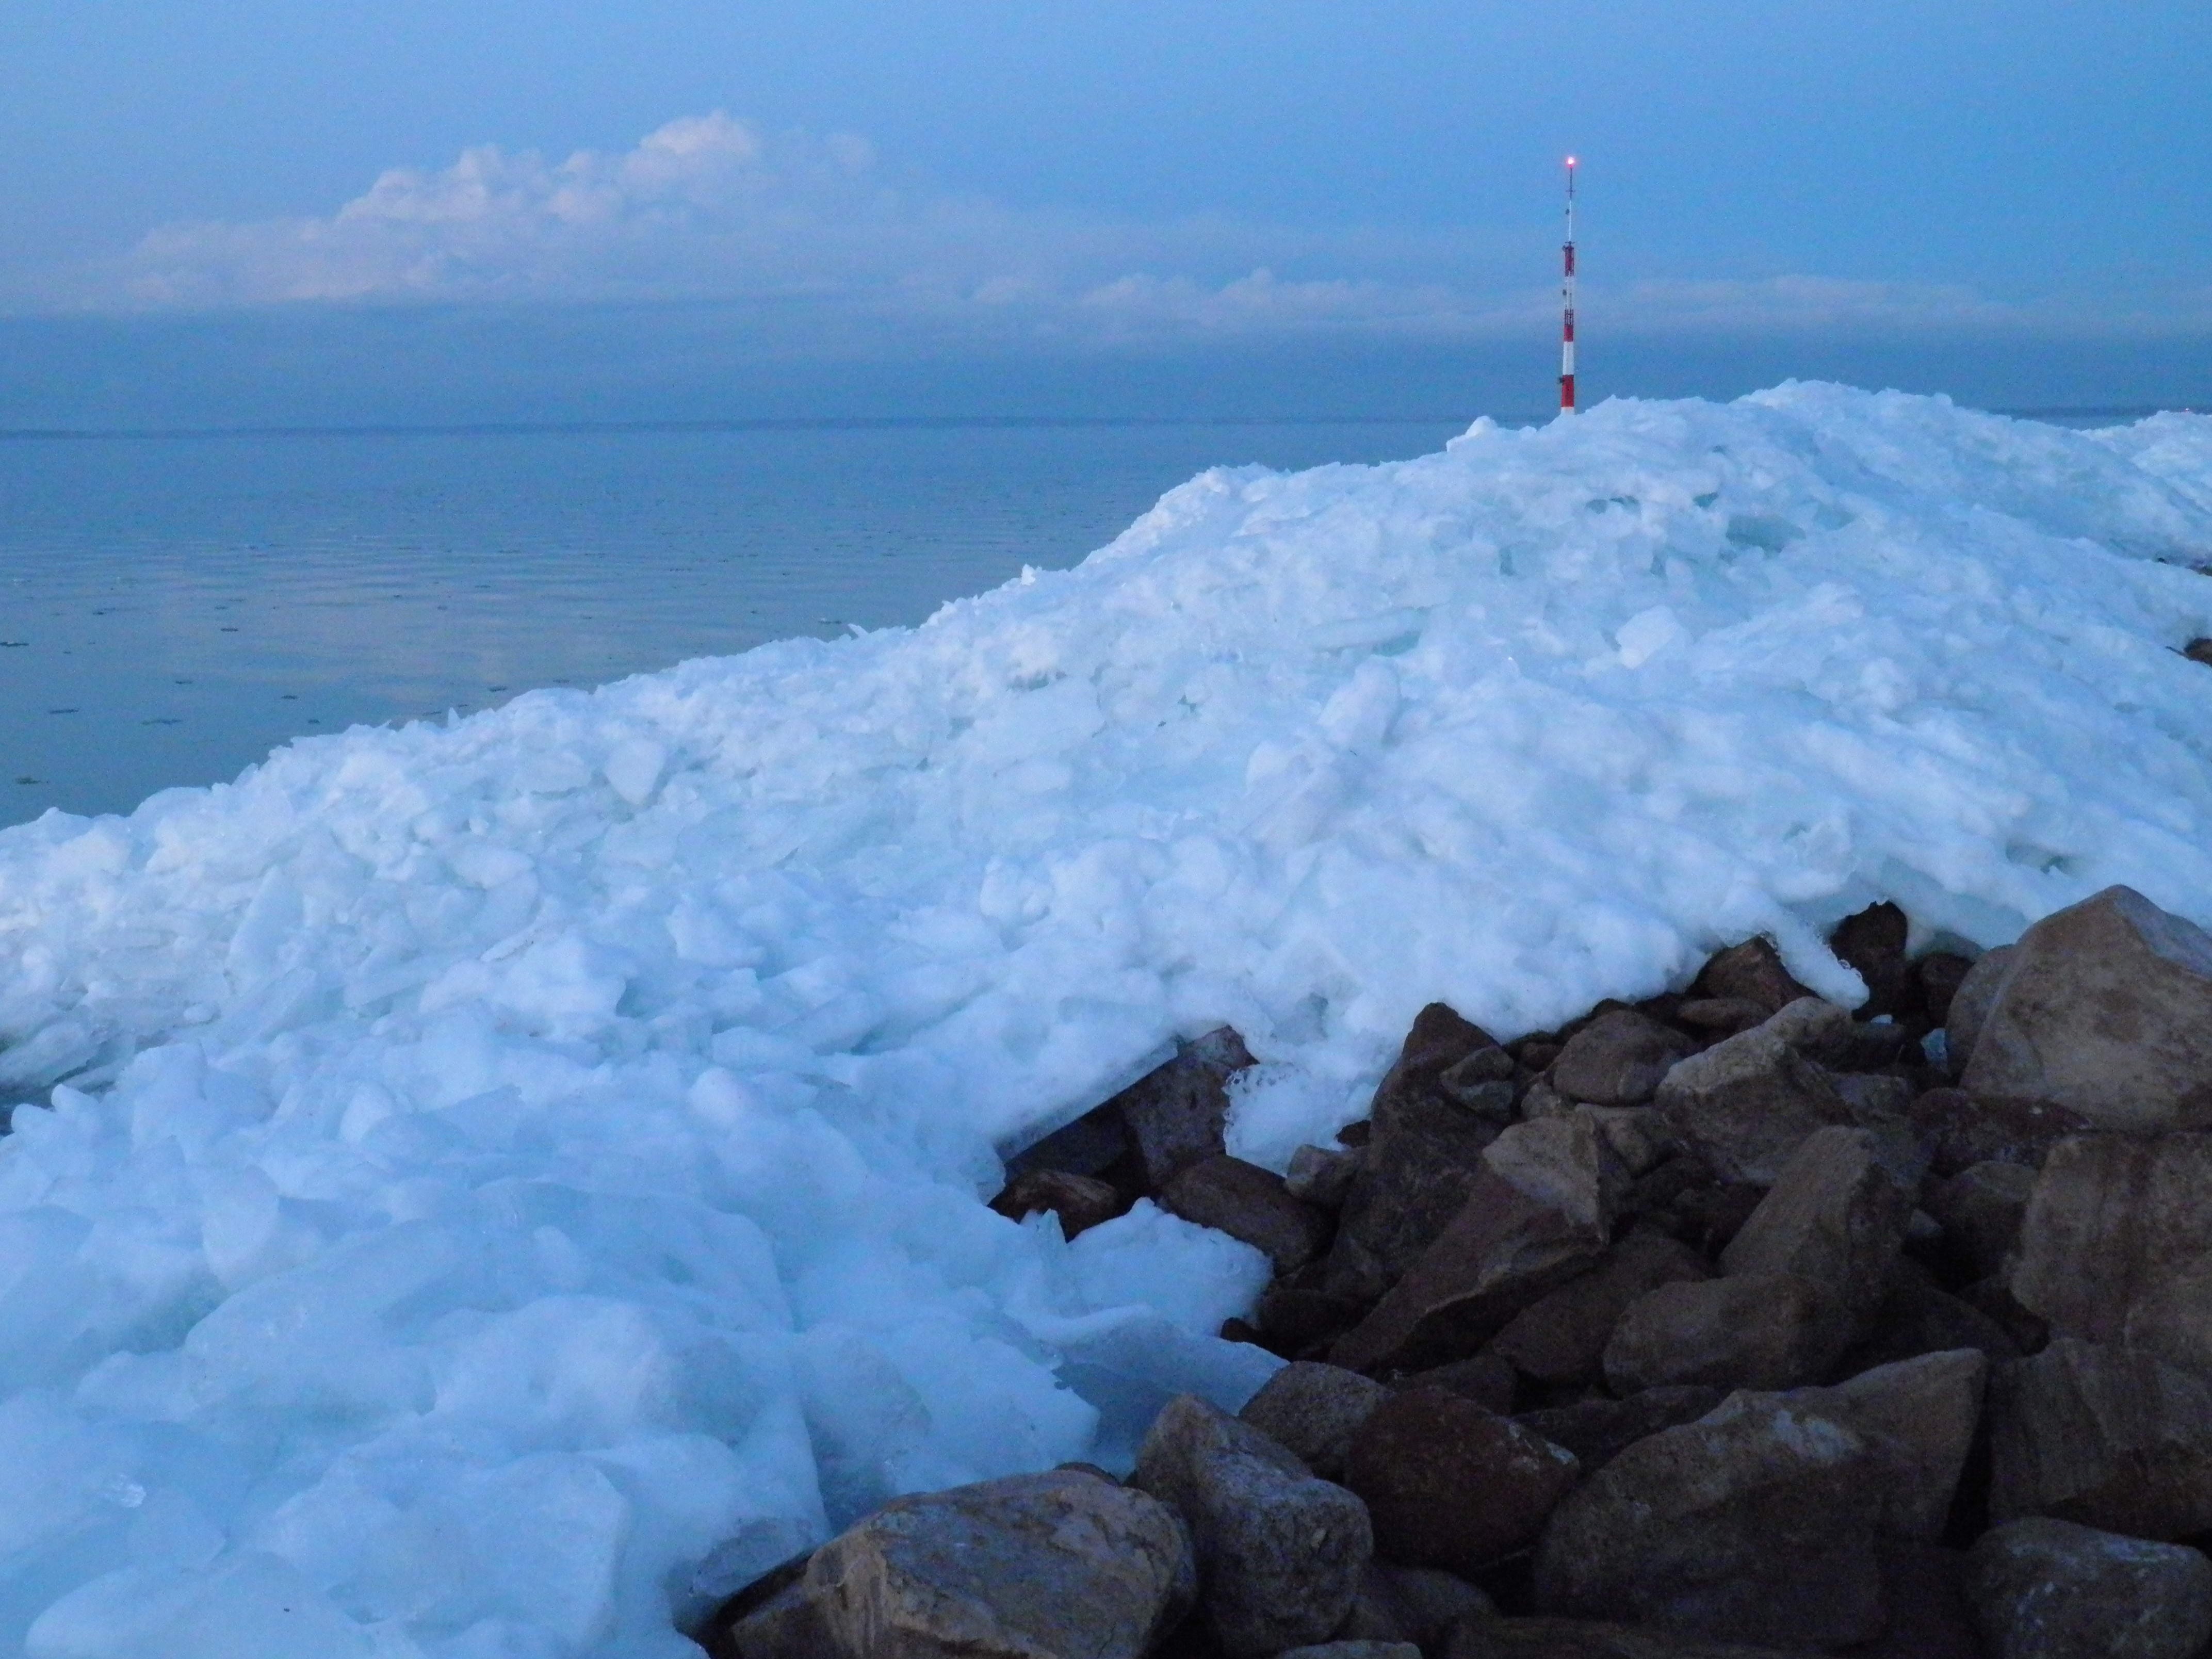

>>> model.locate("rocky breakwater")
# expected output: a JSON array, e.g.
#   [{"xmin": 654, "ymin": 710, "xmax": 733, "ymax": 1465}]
[{"xmin": 704, "ymin": 884, "xmax": 2212, "ymax": 1659}]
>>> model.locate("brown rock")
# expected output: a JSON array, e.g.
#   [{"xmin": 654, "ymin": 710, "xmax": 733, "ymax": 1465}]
[
  {"xmin": 762, "ymin": 1470, "xmax": 1196, "ymax": 1659},
  {"xmin": 1548, "ymin": 1011, "xmax": 1693, "ymax": 1107},
  {"xmin": 1532, "ymin": 1390, "xmax": 1886, "ymax": 1650},
  {"xmin": 1839, "ymin": 1259, "xmax": 2022, "ymax": 1373},
  {"xmin": 1488, "ymin": 1231, "xmax": 1713, "ymax": 1387},
  {"xmin": 1161, "ymin": 1154, "xmax": 1335, "ymax": 1273},
  {"xmin": 1653, "ymin": 1007, "xmax": 1857, "ymax": 1185},
  {"xmin": 1691, "ymin": 937, "xmax": 1813, "ymax": 1018},
  {"xmin": 1573, "ymin": 1106, "xmax": 1679, "ymax": 1178},
  {"xmin": 1926, "ymin": 1160, "xmax": 2036, "ymax": 1283},
  {"xmin": 1239, "ymin": 1361, "xmax": 1389, "ymax": 1481},
  {"xmin": 1326, "ymin": 1004, "xmax": 1514, "ymax": 1302},
  {"xmin": 1912, "ymin": 952, "xmax": 1975, "ymax": 1030},
  {"xmin": 1859, "ymin": 1541, "xmax": 1981, "ymax": 1659},
  {"xmin": 1257, "ymin": 1274, "xmax": 1367, "ymax": 1357},
  {"xmin": 1288, "ymin": 1143, "xmax": 1367, "ymax": 1209},
  {"xmin": 1344, "ymin": 1388, "xmax": 1580, "ymax": 1576},
  {"xmin": 1829, "ymin": 902, "xmax": 1910, "ymax": 1019},
  {"xmin": 1447, "ymin": 1619, "xmax": 1819, "ymax": 1658},
  {"xmin": 2009, "ymin": 1131, "xmax": 2212, "ymax": 1376},
  {"xmin": 1970, "ymin": 1522, "xmax": 2212, "ymax": 1658},
  {"xmin": 1987, "ymin": 1337, "xmax": 2212, "ymax": 1540},
  {"xmin": 1110, "ymin": 1027, "xmax": 1257, "ymax": 1190},
  {"xmin": 1956, "ymin": 1275, "xmax": 2049, "ymax": 1357},
  {"xmin": 1774, "ymin": 1348, "xmax": 1989, "ymax": 1541},
  {"xmin": 1942, "ymin": 944, "xmax": 2014, "ymax": 1078},
  {"xmin": 1514, "ymin": 1386, "xmax": 1727, "ymax": 1473},
  {"xmin": 1133, "ymin": 1394, "xmax": 1372, "ymax": 1657},
  {"xmin": 1368, "ymin": 1563, "xmax": 1496, "ymax": 1649},
  {"xmin": 1966, "ymin": 1516, "xmax": 2212, "ymax": 1659},
  {"xmin": 1906, "ymin": 1085, "xmax": 2091, "ymax": 1178},
  {"xmin": 1391, "ymin": 1353, "xmax": 1519, "ymax": 1414},
  {"xmin": 1674, "ymin": 998, "xmax": 1772, "ymax": 1037},
  {"xmin": 989, "ymin": 1168, "xmax": 1126, "ymax": 1239},
  {"xmin": 1602, "ymin": 1274, "xmax": 1835, "ymax": 1395},
  {"xmin": 1960, "ymin": 885, "xmax": 2212, "ymax": 1128},
  {"xmin": 1331, "ymin": 1118, "xmax": 1618, "ymax": 1375},
  {"xmin": 1718, "ymin": 1126, "xmax": 1917, "ymax": 1363}
]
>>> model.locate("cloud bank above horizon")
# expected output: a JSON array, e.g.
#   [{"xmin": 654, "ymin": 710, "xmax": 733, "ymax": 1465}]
[{"xmin": 38, "ymin": 113, "xmax": 2191, "ymax": 353}]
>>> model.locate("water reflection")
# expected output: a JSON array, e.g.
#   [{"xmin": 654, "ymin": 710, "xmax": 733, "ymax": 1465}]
[{"xmin": 1, "ymin": 418, "xmax": 1469, "ymax": 822}]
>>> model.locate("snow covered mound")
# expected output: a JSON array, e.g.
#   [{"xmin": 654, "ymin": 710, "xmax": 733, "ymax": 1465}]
[{"xmin": 3, "ymin": 383, "xmax": 2211, "ymax": 1657}]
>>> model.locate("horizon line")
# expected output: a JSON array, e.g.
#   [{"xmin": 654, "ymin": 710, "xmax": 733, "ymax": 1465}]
[{"xmin": 0, "ymin": 402, "xmax": 2192, "ymax": 443}]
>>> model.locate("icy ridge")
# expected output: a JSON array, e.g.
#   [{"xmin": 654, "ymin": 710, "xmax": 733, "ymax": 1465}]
[{"xmin": 0, "ymin": 383, "xmax": 2208, "ymax": 1656}]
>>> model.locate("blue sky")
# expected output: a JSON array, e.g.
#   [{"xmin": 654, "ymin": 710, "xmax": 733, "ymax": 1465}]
[{"xmin": 3, "ymin": 2, "xmax": 2207, "ymax": 419}]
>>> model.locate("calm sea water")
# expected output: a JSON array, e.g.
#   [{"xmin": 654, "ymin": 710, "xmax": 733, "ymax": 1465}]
[{"xmin": 0, "ymin": 418, "xmax": 1472, "ymax": 824}]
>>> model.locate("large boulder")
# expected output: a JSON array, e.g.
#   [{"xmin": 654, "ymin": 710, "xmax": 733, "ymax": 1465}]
[
  {"xmin": 1342, "ymin": 1388, "xmax": 1580, "ymax": 1576},
  {"xmin": 1532, "ymin": 1391, "xmax": 1887, "ymax": 1650},
  {"xmin": 1602, "ymin": 1274, "xmax": 1834, "ymax": 1394},
  {"xmin": 1133, "ymin": 1394, "xmax": 1372, "ymax": 1657},
  {"xmin": 1548, "ymin": 1011, "xmax": 1692, "ymax": 1108},
  {"xmin": 1653, "ymin": 1004, "xmax": 1858, "ymax": 1184},
  {"xmin": 1326, "ymin": 1004, "xmax": 1516, "ymax": 1302},
  {"xmin": 990, "ymin": 1168, "xmax": 1126, "ymax": 1239},
  {"xmin": 1942, "ymin": 945, "xmax": 2014, "ymax": 1077},
  {"xmin": 729, "ymin": 1470, "xmax": 1195, "ymax": 1659},
  {"xmin": 1718, "ymin": 1126, "xmax": 1917, "ymax": 1364},
  {"xmin": 1331, "ymin": 1117, "xmax": 1618, "ymax": 1375},
  {"xmin": 1161, "ymin": 1154, "xmax": 1335, "ymax": 1273},
  {"xmin": 1926, "ymin": 1160, "xmax": 2036, "ymax": 1284},
  {"xmin": 1829, "ymin": 902, "xmax": 1911, "ymax": 1020},
  {"xmin": 1487, "ymin": 1229, "xmax": 1712, "ymax": 1388},
  {"xmin": 1690, "ymin": 937, "xmax": 1812, "ymax": 1018},
  {"xmin": 1839, "ymin": 1259, "xmax": 2022, "ymax": 1373},
  {"xmin": 1772, "ymin": 1349, "xmax": 1988, "ymax": 1541},
  {"xmin": 1986, "ymin": 1338, "xmax": 2212, "ymax": 1540},
  {"xmin": 1515, "ymin": 1387, "xmax": 1726, "ymax": 1474},
  {"xmin": 2009, "ymin": 1131, "xmax": 2212, "ymax": 1377},
  {"xmin": 1960, "ymin": 886, "xmax": 2212, "ymax": 1128},
  {"xmin": 1447, "ymin": 1620, "xmax": 1820, "ymax": 1657},
  {"xmin": 1238, "ymin": 1362, "xmax": 1388, "ymax": 1482},
  {"xmin": 1965, "ymin": 1517, "xmax": 2212, "ymax": 1659},
  {"xmin": 1907, "ymin": 1085, "xmax": 2090, "ymax": 1178},
  {"xmin": 1114, "ymin": 1027, "xmax": 1258, "ymax": 1189}
]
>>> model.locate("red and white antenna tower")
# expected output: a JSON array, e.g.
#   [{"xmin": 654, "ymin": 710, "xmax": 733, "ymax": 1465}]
[{"xmin": 1559, "ymin": 156, "xmax": 1578, "ymax": 415}]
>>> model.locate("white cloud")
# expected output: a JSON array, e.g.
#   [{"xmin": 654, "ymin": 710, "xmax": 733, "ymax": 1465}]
[{"xmin": 61, "ymin": 113, "xmax": 2197, "ymax": 348}]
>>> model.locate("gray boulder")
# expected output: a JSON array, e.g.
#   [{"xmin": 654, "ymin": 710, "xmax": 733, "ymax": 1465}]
[
  {"xmin": 1447, "ymin": 1618, "xmax": 1822, "ymax": 1657},
  {"xmin": 1331, "ymin": 1117, "xmax": 1618, "ymax": 1375},
  {"xmin": 1772, "ymin": 1348, "xmax": 1988, "ymax": 1541},
  {"xmin": 1288, "ymin": 1143, "xmax": 1367, "ymax": 1209},
  {"xmin": 1689, "ymin": 937, "xmax": 1812, "ymax": 1018},
  {"xmin": 1533, "ymin": 1390, "xmax": 1887, "ymax": 1649},
  {"xmin": 1942, "ymin": 944, "xmax": 2014, "ymax": 1077},
  {"xmin": 1112, "ymin": 1026, "xmax": 1256, "ymax": 1189},
  {"xmin": 1238, "ymin": 1361, "xmax": 1388, "ymax": 1481},
  {"xmin": 1343, "ymin": 1387, "xmax": 1580, "ymax": 1575},
  {"xmin": 1326, "ymin": 1004, "xmax": 1515, "ymax": 1302},
  {"xmin": 1515, "ymin": 1387, "xmax": 1726, "ymax": 1473},
  {"xmin": 1961, "ymin": 885, "xmax": 2212, "ymax": 1128},
  {"xmin": 1927, "ymin": 1160, "xmax": 2036, "ymax": 1283},
  {"xmin": 1549, "ymin": 1010, "xmax": 1691, "ymax": 1107},
  {"xmin": 1161, "ymin": 1154, "xmax": 1335, "ymax": 1273},
  {"xmin": 1653, "ymin": 1003, "xmax": 1857, "ymax": 1184},
  {"xmin": 1487, "ymin": 1229, "xmax": 1712, "ymax": 1387},
  {"xmin": 2009, "ymin": 1130, "xmax": 2212, "ymax": 1378},
  {"xmin": 1719, "ymin": 1125, "xmax": 1918, "ymax": 1364},
  {"xmin": 1603, "ymin": 1274, "xmax": 1835, "ymax": 1394},
  {"xmin": 737, "ymin": 1469, "xmax": 1195, "ymax": 1659},
  {"xmin": 1133, "ymin": 1393, "xmax": 1372, "ymax": 1657},
  {"xmin": 1987, "ymin": 1337, "xmax": 2212, "ymax": 1540},
  {"xmin": 1965, "ymin": 1517, "xmax": 2212, "ymax": 1659},
  {"xmin": 990, "ymin": 1169, "xmax": 1125, "ymax": 1240}
]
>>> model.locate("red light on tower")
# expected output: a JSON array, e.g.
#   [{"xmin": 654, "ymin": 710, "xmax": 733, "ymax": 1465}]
[{"xmin": 1559, "ymin": 157, "xmax": 1578, "ymax": 415}]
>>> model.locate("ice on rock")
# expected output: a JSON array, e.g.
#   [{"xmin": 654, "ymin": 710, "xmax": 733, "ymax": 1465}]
[{"xmin": 1, "ymin": 384, "xmax": 2210, "ymax": 1655}]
